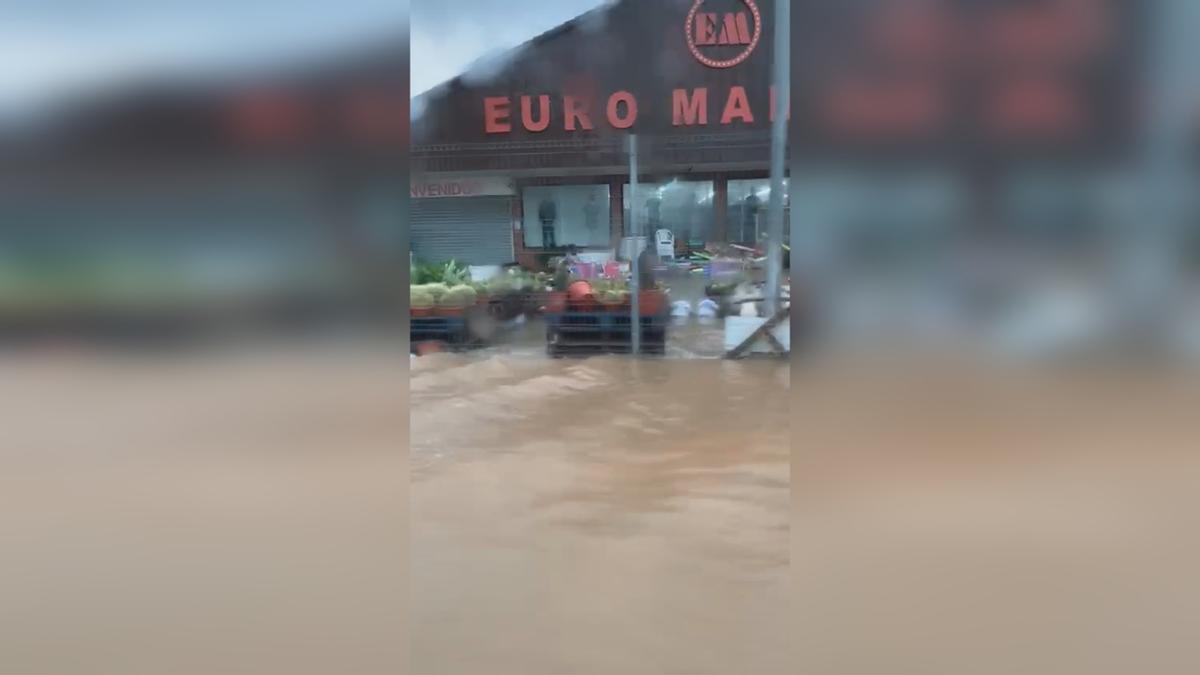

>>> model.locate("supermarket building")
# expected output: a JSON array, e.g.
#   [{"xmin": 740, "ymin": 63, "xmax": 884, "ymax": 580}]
[
  {"xmin": 412, "ymin": 0, "xmax": 1147, "ymax": 274},
  {"xmin": 410, "ymin": 0, "xmax": 786, "ymax": 269}
]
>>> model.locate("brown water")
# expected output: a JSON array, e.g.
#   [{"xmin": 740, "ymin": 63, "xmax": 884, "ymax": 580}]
[
  {"xmin": 2, "ymin": 342, "xmax": 786, "ymax": 674},
  {"xmin": 410, "ymin": 353, "xmax": 790, "ymax": 674},
  {"xmin": 791, "ymin": 360, "xmax": 1200, "ymax": 675},
  {"xmin": 1, "ymin": 346, "xmax": 408, "ymax": 675},
  {"xmin": 10, "ymin": 342, "xmax": 1196, "ymax": 674}
]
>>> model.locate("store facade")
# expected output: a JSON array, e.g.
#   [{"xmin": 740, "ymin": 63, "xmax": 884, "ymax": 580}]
[
  {"xmin": 409, "ymin": 175, "xmax": 518, "ymax": 265},
  {"xmin": 410, "ymin": 0, "xmax": 786, "ymax": 269}
]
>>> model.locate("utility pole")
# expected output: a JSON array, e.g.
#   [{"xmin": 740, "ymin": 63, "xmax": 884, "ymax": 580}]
[
  {"xmin": 629, "ymin": 134, "xmax": 640, "ymax": 355},
  {"xmin": 764, "ymin": 0, "xmax": 790, "ymax": 315}
]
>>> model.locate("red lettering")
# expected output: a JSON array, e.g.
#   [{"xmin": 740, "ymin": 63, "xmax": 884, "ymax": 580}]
[
  {"xmin": 769, "ymin": 86, "xmax": 791, "ymax": 122},
  {"xmin": 696, "ymin": 13, "xmax": 717, "ymax": 45},
  {"xmin": 672, "ymin": 88, "xmax": 708, "ymax": 126},
  {"xmin": 719, "ymin": 13, "xmax": 751, "ymax": 45},
  {"xmin": 484, "ymin": 96, "xmax": 511, "ymax": 134},
  {"xmin": 734, "ymin": 12, "xmax": 752, "ymax": 44},
  {"xmin": 564, "ymin": 95, "xmax": 594, "ymax": 131},
  {"xmin": 521, "ymin": 94, "xmax": 551, "ymax": 132},
  {"xmin": 721, "ymin": 86, "xmax": 754, "ymax": 125},
  {"xmin": 606, "ymin": 91, "xmax": 638, "ymax": 129},
  {"xmin": 988, "ymin": 79, "xmax": 1080, "ymax": 136}
]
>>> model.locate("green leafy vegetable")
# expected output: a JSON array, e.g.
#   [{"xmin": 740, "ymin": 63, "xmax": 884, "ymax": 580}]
[
  {"xmin": 439, "ymin": 284, "xmax": 477, "ymax": 308},
  {"xmin": 410, "ymin": 286, "xmax": 434, "ymax": 309}
]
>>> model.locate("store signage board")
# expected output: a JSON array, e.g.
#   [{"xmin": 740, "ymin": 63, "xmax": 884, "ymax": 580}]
[
  {"xmin": 451, "ymin": 0, "xmax": 1135, "ymax": 163},
  {"xmin": 411, "ymin": 177, "xmax": 515, "ymax": 199},
  {"xmin": 483, "ymin": 86, "xmax": 788, "ymax": 135},
  {"xmin": 481, "ymin": 0, "xmax": 779, "ymax": 135},
  {"xmin": 686, "ymin": 0, "xmax": 762, "ymax": 69}
]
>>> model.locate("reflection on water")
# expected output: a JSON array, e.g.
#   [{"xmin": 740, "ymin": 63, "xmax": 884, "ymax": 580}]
[{"xmin": 411, "ymin": 353, "xmax": 790, "ymax": 674}]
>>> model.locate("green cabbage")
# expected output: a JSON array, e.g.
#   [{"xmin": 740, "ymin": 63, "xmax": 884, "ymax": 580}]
[
  {"xmin": 439, "ymin": 284, "xmax": 477, "ymax": 308},
  {"xmin": 423, "ymin": 283, "xmax": 449, "ymax": 303},
  {"xmin": 410, "ymin": 286, "xmax": 434, "ymax": 309}
]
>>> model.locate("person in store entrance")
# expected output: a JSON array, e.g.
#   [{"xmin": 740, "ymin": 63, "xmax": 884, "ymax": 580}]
[
  {"xmin": 637, "ymin": 242, "xmax": 658, "ymax": 291},
  {"xmin": 538, "ymin": 199, "xmax": 558, "ymax": 249}
]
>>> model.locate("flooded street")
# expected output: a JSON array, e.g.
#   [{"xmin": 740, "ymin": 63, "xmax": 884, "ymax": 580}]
[
  {"xmin": 410, "ymin": 353, "xmax": 790, "ymax": 674},
  {"xmin": 6, "ymin": 341, "xmax": 1200, "ymax": 674},
  {"xmin": 791, "ymin": 360, "xmax": 1200, "ymax": 674},
  {"xmin": 1, "ymin": 345, "xmax": 408, "ymax": 675},
  {"xmin": 2, "ymin": 340, "xmax": 787, "ymax": 674}
]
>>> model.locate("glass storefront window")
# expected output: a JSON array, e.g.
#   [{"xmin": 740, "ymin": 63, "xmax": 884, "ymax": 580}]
[
  {"xmin": 522, "ymin": 185, "xmax": 611, "ymax": 248},
  {"xmin": 623, "ymin": 180, "xmax": 714, "ymax": 246},
  {"xmin": 727, "ymin": 178, "xmax": 789, "ymax": 245}
]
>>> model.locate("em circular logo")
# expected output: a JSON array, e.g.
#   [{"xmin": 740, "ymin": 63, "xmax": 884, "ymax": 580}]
[{"xmin": 685, "ymin": 0, "xmax": 762, "ymax": 69}]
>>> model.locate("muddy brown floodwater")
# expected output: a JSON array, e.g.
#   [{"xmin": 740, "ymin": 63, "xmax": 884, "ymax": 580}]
[
  {"xmin": 410, "ymin": 353, "xmax": 791, "ymax": 674},
  {"xmin": 7, "ymin": 341, "xmax": 1199, "ymax": 674},
  {"xmin": 1, "ymin": 345, "xmax": 408, "ymax": 675}
]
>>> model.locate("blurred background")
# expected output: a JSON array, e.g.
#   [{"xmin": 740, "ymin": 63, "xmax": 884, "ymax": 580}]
[
  {"xmin": 0, "ymin": 0, "xmax": 408, "ymax": 346},
  {"xmin": 789, "ymin": 0, "xmax": 1200, "ymax": 364},
  {"xmin": 0, "ymin": 3, "xmax": 409, "ymax": 674},
  {"xmin": 788, "ymin": 3, "xmax": 1200, "ymax": 674},
  {"xmin": 2, "ymin": 0, "xmax": 1200, "ymax": 674}
]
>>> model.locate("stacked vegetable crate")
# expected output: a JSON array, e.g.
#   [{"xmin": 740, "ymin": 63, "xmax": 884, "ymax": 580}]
[
  {"xmin": 410, "ymin": 316, "xmax": 469, "ymax": 348},
  {"xmin": 544, "ymin": 290, "xmax": 668, "ymax": 357}
]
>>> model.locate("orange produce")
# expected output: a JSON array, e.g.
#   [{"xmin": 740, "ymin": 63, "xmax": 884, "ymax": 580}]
[{"xmin": 567, "ymin": 280, "xmax": 593, "ymax": 303}]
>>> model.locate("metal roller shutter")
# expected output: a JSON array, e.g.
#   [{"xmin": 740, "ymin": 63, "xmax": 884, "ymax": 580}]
[{"xmin": 410, "ymin": 197, "xmax": 514, "ymax": 265}]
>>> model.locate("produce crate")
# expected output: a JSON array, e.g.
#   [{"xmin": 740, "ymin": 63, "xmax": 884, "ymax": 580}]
[
  {"xmin": 544, "ymin": 299, "xmax": 669, "ymax": 357},
  {"xmin": 483, "ymin": 290, "xmax": 547, "ymax": 320},
  {"xmin": 410, "ymin": 315, "xmax": 479, "ymax": 352}
]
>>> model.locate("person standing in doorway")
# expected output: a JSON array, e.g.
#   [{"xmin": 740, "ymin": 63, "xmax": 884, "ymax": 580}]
[
  {"xmin": 637, "ymin": 242, "xmax": 657, "ymax": 291},
  {"xmin": 538, "ymin": 198, "xmax": 558, "ymax": 249}
]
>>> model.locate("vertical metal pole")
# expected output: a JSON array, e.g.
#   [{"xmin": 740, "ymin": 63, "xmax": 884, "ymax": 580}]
[
  {"xmin": 765, "ymin": 0, "xmax": 790, "ymax": 316},
  {"xmin": 629, "ymin": 134, "xmax": 640, "ymax": 355},
  {"xmin": 1119, "ymin": 0, "xmax": 1199, "ymax": 349}
]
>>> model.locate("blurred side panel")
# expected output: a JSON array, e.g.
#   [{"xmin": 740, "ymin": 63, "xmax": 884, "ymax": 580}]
[
  {"xmin": 792, "ymin": 2, "xmax": 1200, "ymax": 675},
  {"xmin": 0, "ymin": 41, "xmax": 409, "ymax": 345},
  {"xmin": 0, "ymin": 4, "xmax": 409, "ymax": 674}
]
